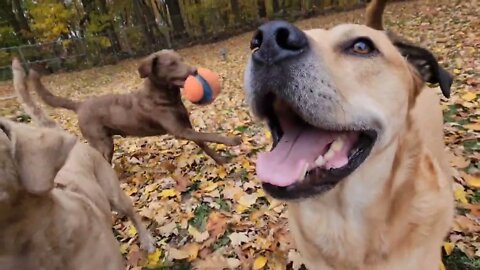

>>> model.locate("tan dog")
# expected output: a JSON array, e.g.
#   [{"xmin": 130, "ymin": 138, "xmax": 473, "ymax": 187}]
[
  {"xmin": 0, "ymin": 59, "xmax": 154, "ymax": 270},
  {"xmin": 28, "ymin": 49, "xmax": 241, "ymax": 164},
  {"xmin": 244, "ymin": 1, "xmax": 454, "ymax": 269}
]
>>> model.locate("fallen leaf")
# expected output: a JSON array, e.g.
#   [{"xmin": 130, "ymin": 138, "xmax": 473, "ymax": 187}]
[
  {"xmin": 127, "ymin": 245, "xmax": 142, "ymax": 266},
  {"xmin": 193, "ymin": 253, "xmax": 240, "ymax": 269},
  {"xmin": 465, "ymin": 175, "xmax": 480, "ymax": 188},
  {"xmin": 453, "ymin": 184, "xmax": 468, "ymax": 204},
  {"xmin": 181, "ymin": 242, "xmax": 200, "ymax": 261},
  {"xmin": 253, "ymin": 255, "xmax": 268, "ymax": 270},
  {"xmin": 443, "ymin": 242, "xmax": 454, "ymax": 256},
  {"xmin": 288, "ymin": 250, "xmax": 305, "ymax": 270},
  {"xmin": 229, "ymin": 232, "xmax": 250, "ymax": 246},
  {"xmin": 173, "ymin": 174, "xmax": 190, "ymax": 193},
  {"xmin": 168, "ymin": 247, "xmax": 190, "ymax": 260},
  {"xmin": 461, "ymin": 92, "xmax": 477, "ymax": 102},
  {"xmin": 238, "ymin": 193, "xmax": 258, "ymax": 208},
  {"xmin": 158, "ymin": 188, "xmax": 179, "ymax": 199},
  {"xmin": 145, "ymin": 248, "xmax": 162, "ymax": 268},
  {"xmin": 188, "ymin": 225, "xmax": 210, "ymax": 243},
  {"xmin": 463, "ymin": 123, "xmax": 480, "ymax": 131}
]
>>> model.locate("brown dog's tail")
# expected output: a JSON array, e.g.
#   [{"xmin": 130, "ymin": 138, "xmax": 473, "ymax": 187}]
[
  {"xmin": 27, "ymin": 67, "xmax": 80, "ymax": 112},
  {"xmin": 12, "ymin": 58, "xmax": 59, "ymax": 128},
  {"xmin": 365, "ymin": 0, "xmax": 388, "ymax": 30}
]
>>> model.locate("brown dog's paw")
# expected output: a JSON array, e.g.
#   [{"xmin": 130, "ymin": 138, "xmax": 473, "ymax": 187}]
[
  {"xmin": 228, "ymin": 136, "xmax": 242, "ymax": 146},
  {"xmin": 139, "ymin": 233, "xmax": 156, "ymax": 253},
  {"xmin": 213, "ymin": 155, "xmax": 228, "ymax": 165}
]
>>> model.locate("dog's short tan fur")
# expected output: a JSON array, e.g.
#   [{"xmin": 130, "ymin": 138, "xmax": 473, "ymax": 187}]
[
  {"xmin": 28, "ymin": 50, "xmax": 240, "ymax": 164},
  {"xmin": 0, "ymin": 59, "xmax": 154, "ymax": 269},
  {"xmin": 244, "ymin": 1, "xmax": 454, "ymax": 269}
]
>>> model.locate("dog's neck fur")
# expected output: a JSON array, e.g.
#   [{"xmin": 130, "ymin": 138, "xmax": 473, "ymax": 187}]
[
  {"xmin": 143, "ymin": 78, "xmax": 183, "ymax": 106},
  {"xmin": 287, "ymin": 108, "xmax": 446, "ymax": 269}
]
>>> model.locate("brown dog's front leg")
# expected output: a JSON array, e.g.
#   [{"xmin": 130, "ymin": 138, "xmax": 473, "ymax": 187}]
[{"xmin": 195, "ymin": 141, "xmax": 227, "ymax": 165}]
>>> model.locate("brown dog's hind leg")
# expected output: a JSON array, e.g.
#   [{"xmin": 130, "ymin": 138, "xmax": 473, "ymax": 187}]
[
  {"xmin": 82, "ymin": 124, "xmax": 115, "ymax": 163},
  {"xmin": 195, "ymin": 141, "xmax": 227, "ymax": 165},
  {"xmin": 93, "ymin": 156, "xmax": 156, "ymax": 252}
]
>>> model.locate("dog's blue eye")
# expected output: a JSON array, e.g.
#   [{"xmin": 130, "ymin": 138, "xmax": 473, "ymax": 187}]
[{"xmin": 349, "ymin": 38, "xmax": 376, "ymax": 55}]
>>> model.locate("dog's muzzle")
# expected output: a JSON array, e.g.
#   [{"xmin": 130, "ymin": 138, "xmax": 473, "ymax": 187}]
[{"xmin": 245, "ymin": 21, "xmax": 377, "ymax": 200}]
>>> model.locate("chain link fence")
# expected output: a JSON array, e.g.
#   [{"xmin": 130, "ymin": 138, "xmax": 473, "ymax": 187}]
[{"xmin": 0, "ymin": 0, "xmax": 370, "ymax": 81}]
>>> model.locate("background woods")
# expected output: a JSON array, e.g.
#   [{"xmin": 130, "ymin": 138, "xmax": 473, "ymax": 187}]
[{"xmin": 0, "ymin": 0, "xmax": 365, "ymax": 80}]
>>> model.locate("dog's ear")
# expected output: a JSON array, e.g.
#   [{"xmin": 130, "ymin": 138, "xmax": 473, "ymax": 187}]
[
  {"xmin": 138, "ymin": 55, "xmax": 158, "ymax": 78},
  {"xmin": 387, "ymin": 34, "xmax": 453, "ymax": 98},
  {"xmin": 0, "ymin": 119, "xmax": 76, "ymax": 195}
]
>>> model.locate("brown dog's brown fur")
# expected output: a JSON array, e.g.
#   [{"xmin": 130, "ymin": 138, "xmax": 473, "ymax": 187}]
[
  {"xmin": 28, "ymin": 49, "xmax": 241, "ymax": 164},
  {"xmin": 0, "ymin": 59, "xmax": 155, "ymax": 269}
]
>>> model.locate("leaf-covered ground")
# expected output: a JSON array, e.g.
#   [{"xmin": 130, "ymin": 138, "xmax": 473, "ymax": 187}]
[{"xmin": 0, "ymin": 0, "xmax": 478, "ymax": 269}]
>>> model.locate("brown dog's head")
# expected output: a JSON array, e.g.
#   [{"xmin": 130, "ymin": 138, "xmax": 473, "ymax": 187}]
[
  {"xmin": 138, "ymin": 49, "xmax": 197, "ymax": 88},
  {"xmin": 244, "ymin": 21, "xmax": 452, "ymax": 200},
  {"xmin": 0, "ymin": 119, "xmax": 76, "ymax": 207}
]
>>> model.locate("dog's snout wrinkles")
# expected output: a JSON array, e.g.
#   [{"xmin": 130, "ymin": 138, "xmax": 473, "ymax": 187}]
[{"xmin": 251, "ymin": 20, "xmax": 308, "ymax": 65}]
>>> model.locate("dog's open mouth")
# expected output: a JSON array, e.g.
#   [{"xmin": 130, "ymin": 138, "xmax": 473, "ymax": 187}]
[{"xmin": 256, "ymin": 94, "xmax": 377, "ymax": 199}]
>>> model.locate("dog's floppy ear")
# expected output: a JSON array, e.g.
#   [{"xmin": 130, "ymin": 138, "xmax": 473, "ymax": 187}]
[
  {"xmin": 387, "ymin": 34, "xmax": 453, "ymax": 98},
  {"xmin": 0, "ymin": 120, "xmax": 76, "ymax": 195},
  {"xmin": 138, "ymin": 54, "xmax": 158, "ymax": 78}
]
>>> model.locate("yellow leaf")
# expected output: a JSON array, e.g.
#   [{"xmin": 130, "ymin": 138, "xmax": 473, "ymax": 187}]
[
  {"xmin": 466, "ymin": 175, "xmax": 480, "ymax": 188},
  {"xmin": 202, "ymin": 181, "xmax": 219, "ymax": 192},
  {"xmin": 253, "ymin": 255, "xmax": 268, "ymax": 270},
  {"xmin": 265, "ymin": 129, "xmax": 272, "ymax": 140},
  {"xmin": 217, "ymin": 166, "xmax": 227, "ymax": 179},
  {"xmin": 461, "ymin": 92, "xmax": 477, "ymax": 102},
  {"xmin": 159, "ymin": 188, "xmax": 179, "ymax": 199},
  {"xmin": 443, "ymin": 242, "xmax": 454, "ymax": 256},
  {"xmin": 453, "ymin": 184, "xmax": 468, "ymax": 204},
  {"xmin": 145, "ymin": 248, "xmax": 162, "ymax": 268},
  {"xmin": 119, "ymin": 243, "xmax": 129, "ymax": 254},
  {"xmin": 464, "ymin": 123, "xmax": 480, "ymax": 131},
  {"xmin": 439, "ymin": 262, "xmax": 446, "ymax": 270},
  {"xmin": 215, "ymin": 144, "xmax": 226, "ymax": 151},
  {"xmin": 235, "ymin": 204, "xmax": 248, "ymax": 213},
  {"xmin": 127, "ymin": 225, "xmax": 137, "ymax": 237},
  {"xmin": 256, "ymin": 189, "xmax": 266, "ymax": 197}
]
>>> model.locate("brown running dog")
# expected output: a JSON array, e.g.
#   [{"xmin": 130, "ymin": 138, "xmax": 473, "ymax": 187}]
[
  {"xmin": 27, "ymin": 49, "xmax": 241, "ymax": 164},
  {"xmin": 0, "ymin": 59, "xmax": 154, "ymax": 270},
  {"xmin": 244, "ymin": 0, "xmax": 454, "ymax": 269}
]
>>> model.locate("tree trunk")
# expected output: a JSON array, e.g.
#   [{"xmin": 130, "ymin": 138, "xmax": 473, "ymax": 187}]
[
  {"xmin": 230, "ymin": 0, "xmax": 240, "ymax": 23},
  {"xmin": 257, "ymin": 0, "xmax": 267, "ymax": 18},
  {"xmin": 132, "ymin": 0, "xmax": 154, "ymax": 51},
  {"xmin": 165, "ymin": 0, "xmax": 186, "ymax": 38},
  {"xmin": 272, "ymin": 0, "xmax": 280, "ymax": 14},
  {"xmin": 95, "ymin": 0, "xmax": 122, "ymax": 53}
]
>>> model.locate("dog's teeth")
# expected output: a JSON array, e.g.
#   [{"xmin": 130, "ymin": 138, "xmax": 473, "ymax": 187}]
[
  {"xmin": 331, "ymin": 136, "xmax": 345, "ymax": 152},
  {"xmin": 323, "ymin": 136, "xmax": 345, "ymax": 162},
  {"xmin": 298, "ymin": 164, "xmax": 309, "ymax": 182},
  {"xmin": 315, "ymin": 156, "xmax": 325, "ymax": 167},
  {"xmin": 324, "ymin": 149, "xmax": 335, "ymax": 160}
]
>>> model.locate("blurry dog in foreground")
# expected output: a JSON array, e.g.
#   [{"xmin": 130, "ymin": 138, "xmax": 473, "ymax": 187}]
[{"xmin": 0, "ymin": 59, "xmax": 154, "ymax": 270}]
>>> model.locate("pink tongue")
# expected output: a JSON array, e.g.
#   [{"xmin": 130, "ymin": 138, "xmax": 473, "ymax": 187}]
[{"xmin": 256, "ymin": 118, "xmax": 338, "ymax": 187}]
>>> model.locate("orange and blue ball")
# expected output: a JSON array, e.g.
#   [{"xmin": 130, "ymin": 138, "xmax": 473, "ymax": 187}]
[{"xmin": 183, "ymin": 68, "xmax": 221, "ymax": 105}]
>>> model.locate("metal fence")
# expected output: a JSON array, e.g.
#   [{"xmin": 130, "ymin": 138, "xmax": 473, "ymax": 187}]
[{"xmin": 0, "ymin": 0, "xmax": 369, "ymax": 81}]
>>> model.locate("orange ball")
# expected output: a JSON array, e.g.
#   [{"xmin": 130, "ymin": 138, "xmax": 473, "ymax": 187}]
[{"xmin": 183, "ymin": 67, "xmax": 221, "ymax": 105}]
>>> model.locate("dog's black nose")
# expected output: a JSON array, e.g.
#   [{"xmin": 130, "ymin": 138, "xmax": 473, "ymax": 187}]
[{"xmin": 250, "ymin": 20, "xmax": 308, "ymax": 65}]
